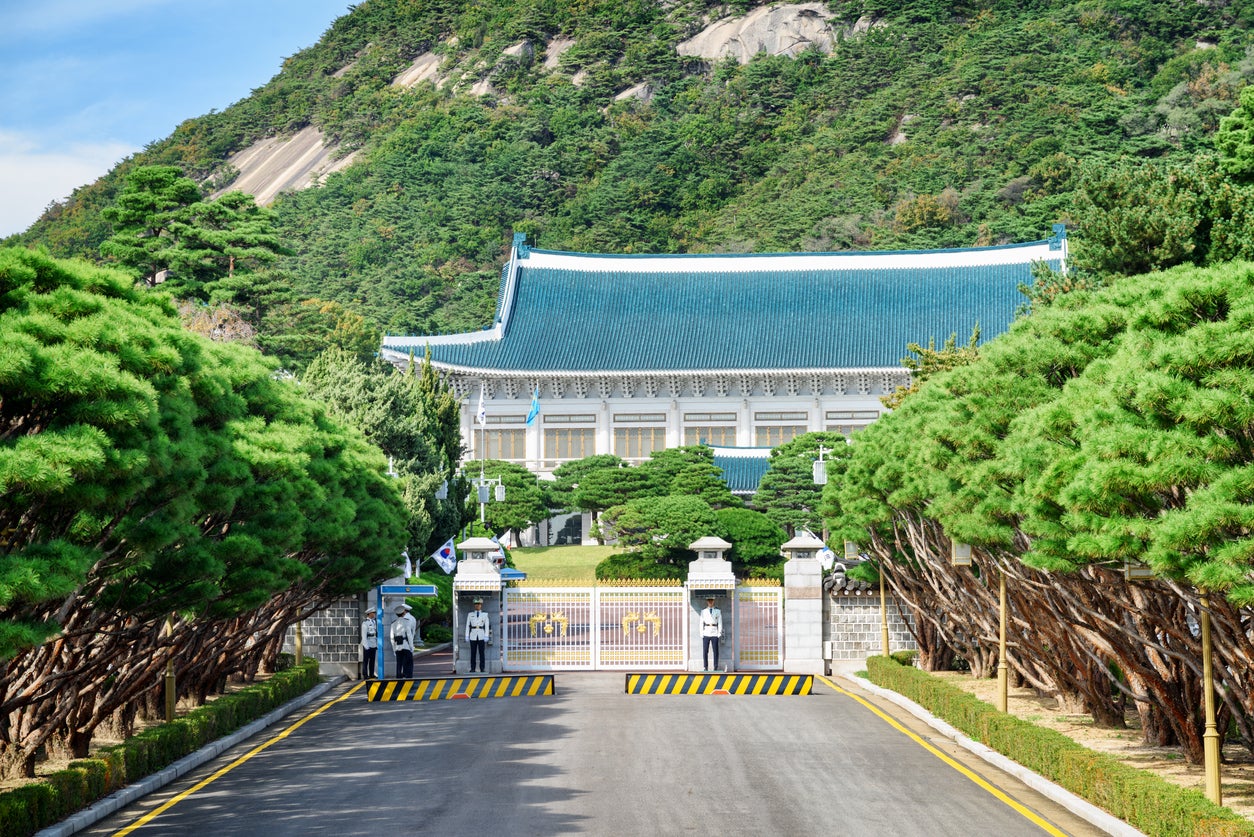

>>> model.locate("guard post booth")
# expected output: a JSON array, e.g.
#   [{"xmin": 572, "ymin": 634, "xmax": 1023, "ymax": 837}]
[
  {"xmin": 452, "ymin": 536, "xmax": 503, "ymax": 674},
  {"xmin": 373, "ymin": 581, "xmax": 438, "ymax": 679},
  {"xmin": 685, "ymin": 536, "xmax": 736, "ymax": 672}
]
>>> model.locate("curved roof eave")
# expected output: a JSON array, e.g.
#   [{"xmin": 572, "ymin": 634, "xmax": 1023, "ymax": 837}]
[{"xmin": 378, "ymin": 350, "xmax": 903, "ymax": 378}]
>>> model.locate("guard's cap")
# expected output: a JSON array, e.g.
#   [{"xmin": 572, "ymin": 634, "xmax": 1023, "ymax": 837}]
[
  {"xmin": 394, "ymin": 603, "xmax": 412, "ymax": 614},
  {"xmin": 365, "ymin": 608, "xmax": 376, "ymax": 615},
  {"xmin": 472, "ymin": 597, "xmax": 484, "ymax": 604}
]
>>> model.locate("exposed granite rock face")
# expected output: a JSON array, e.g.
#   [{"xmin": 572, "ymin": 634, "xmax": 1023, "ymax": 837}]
[
  {"xmin": 677, "ymin": 3, "xmax": 876, "ymax": 64},
  {"xmin": 216, "ymin": 126, "xmax": 356, "ymax": 205},
  {"xmin": 392, "ymin": 51, "xmax": 443, "ymax": 88},
  {"xmin": 222, "ymin": 6, "xmax": 879, "ymax": 204}
]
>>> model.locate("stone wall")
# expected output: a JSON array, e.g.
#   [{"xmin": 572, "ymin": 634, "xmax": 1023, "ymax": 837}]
[
  {"xmin": 825, "ymin": 591, "xmax": 917, "ymax": 661},
  {"xmin": 282, "ymin": 597, "xmax": 365, "ymax": 679}
]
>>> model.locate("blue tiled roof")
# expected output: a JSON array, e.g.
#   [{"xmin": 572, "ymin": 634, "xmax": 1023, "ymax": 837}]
[
  {"xmin": 713, "ymin": 453, "xmax": 772, "ymax": 494},
  {"xmin": 385, "ymin": 238, "xmax": 1064, "ymax": 373}
]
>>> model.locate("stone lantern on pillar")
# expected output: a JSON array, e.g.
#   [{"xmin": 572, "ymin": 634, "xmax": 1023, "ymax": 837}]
[
  {"xmin": 781, "ymin": 532, "xmax": 825, "ymax": 674},
  {"xmin": 686, "ymin": 536, "xmax": 735, "ymax": 672},
  {"xmin": 453, "ymin": 536, "xmax": 503, "ymax": 674}
]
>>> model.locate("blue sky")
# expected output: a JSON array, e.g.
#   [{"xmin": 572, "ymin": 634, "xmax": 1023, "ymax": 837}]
[{"xmin": 0, "ymin": 0, "xmax": 352, "ymax": 237}]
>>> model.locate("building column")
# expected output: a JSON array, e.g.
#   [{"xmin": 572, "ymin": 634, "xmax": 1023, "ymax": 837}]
[{"xmin": 597, "ymin": 400, "xmax": 612, "ymax": 456}]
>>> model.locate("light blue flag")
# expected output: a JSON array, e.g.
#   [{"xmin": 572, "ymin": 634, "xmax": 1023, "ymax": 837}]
[{"xmin": 526, "ymin": 385, "xmax": 541, "ymax": 425}]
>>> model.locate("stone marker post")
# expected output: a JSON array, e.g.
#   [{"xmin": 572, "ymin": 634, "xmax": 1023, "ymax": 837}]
[{"xmin": 782, "ymin": 533, "xmax": 825, "ymax": 674}]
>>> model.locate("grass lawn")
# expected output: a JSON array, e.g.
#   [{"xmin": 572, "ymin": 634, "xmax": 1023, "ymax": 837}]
[{"xmin": 510, "ymin": 544, "xmax": 615, "ymax": 582}]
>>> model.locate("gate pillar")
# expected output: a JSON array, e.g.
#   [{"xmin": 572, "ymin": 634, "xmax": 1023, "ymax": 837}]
[
  {"xmin": 453, "ymin": 537, "xmax": 504, "ymax": 674},
  {"xmin": 782, "ymin": 533, "xmax": 825, "ymax": 674},
  {"xmin": 686, "ymin": 537, "xmax": 736, "ymax": 672}
]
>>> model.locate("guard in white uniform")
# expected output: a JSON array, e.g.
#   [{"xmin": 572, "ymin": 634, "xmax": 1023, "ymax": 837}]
[
  {"xmin": 360, "ymin": 607, "xmax": 378, "ymax": 680},
  {"xmin": 392, "ymin": 603, "xmax": 417, "ymax": 678},
  {"xmin": 465, "ymin": 597, "xmax": 492, "ymax": 673},
  {"xmin": 701, "ymin": 596, "xmax": 723, "ymax": 671}
]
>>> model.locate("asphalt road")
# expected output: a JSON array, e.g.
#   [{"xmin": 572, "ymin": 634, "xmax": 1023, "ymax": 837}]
[{"xmin": 81, "ymin": 659, "xmax": 1107, "ymax": 837}]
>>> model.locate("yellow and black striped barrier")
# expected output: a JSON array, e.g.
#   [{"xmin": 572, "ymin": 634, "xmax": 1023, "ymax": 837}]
[
  {"xmin": 367, "ymin": 675, "xmax": 555, "ymax": 701},
  {"xmin": 625, "ymin": 672, "xmax": 812, "ymax": 695}
]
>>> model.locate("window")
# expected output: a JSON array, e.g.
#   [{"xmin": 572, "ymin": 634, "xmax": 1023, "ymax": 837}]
[
  {"xmin": 754, "ymin": 410, "xmax": 807, "ymax": 447},
  {"xmin": 684, "ymin": 412, "xmax": 736, "ymax": 447},
  {"xmin": 825, "ymin": 410, "xmax": 877, "ymax": 439},
  {"xmin": 614, "ymin": 413, "xmax": 666, "ymax": 423},
  {"xmin": 486, "ymin": 414, "xmax": 526, "ymax": 425},
  {"xmin": 482, "ymin": 429, "xmax": 526, "ymax": 461},
  {"xmin": 755, "ymin": 425, "xmax": 806, "ymax": 447},
  {"xmin": 826, "ymin": 410, "xmax": 879, "ymax": 421},
  {"xmin": 685, "ymin": 426, "xmax": 737, "ymax": 446},
  {"xmin": 545, "ymin": 414, "xmax": 596, "ymax": 424},
  {"xmin": 615, "ymin": 426, "xmax": 666, "ymax": 461},
  {"xmin": 544, "ymin": 428, "xmax": 595, "ymax": 466}
]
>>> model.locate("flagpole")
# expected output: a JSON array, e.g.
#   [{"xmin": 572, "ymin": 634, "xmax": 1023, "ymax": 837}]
[{"xmin": 480, "ymin": 382, "xmax": 487, "ymax": 528}]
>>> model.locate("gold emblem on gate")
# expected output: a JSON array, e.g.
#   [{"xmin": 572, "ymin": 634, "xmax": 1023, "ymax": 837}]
[
  {"xmin": 528, "ymin": 611, "xmax": 569, "ymax": 637},
  {"xmin": 621, "ymin": 611, "xmax": 661, "ymax": 637}
]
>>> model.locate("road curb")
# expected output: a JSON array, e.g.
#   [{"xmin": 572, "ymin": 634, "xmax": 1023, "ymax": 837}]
[
  {"xmin": 38, "ymin": 675, "xmax": 348, "ymax": 837},
  {"xmin": 836, "ymin": 672, "xmax": 1147, "ymax": 837}
]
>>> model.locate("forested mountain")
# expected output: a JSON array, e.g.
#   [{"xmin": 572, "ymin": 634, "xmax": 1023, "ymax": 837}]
[{"xmin": 10, "ymin": 0, "xmax": 1254, "ymax": 358}]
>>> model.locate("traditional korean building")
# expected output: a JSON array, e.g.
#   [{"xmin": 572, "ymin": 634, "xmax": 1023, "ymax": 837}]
[{"xmin": 381, "ymin": 228, "xmax": 1067, "ymax": 498}]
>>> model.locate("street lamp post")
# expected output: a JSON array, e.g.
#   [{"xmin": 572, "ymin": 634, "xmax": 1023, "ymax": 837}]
[
  {"xmin": 812, "ymin": 445, "xmax": 832, "ymax": 544},
  {"xmin": 1200, "ymin": 591, "xmax": 1223, "ymax": 805},
  {"xmin": 470, "ymin": 469, "xmax": 505, "ymax": 526},
  {"xmin": 1125, "ymin": 563, "xmax": 1222, "ymax": 804},
  {"xmin": 996, "ymin": 568, "xmax": 1007, "ymax": 713},
  {"xmin": 951, "ymin": 541, "xmax": 1007, "ymax": 712},
  {"xmin": 163, "ymin": 616, "xmax": 177, "ymax": 722}
]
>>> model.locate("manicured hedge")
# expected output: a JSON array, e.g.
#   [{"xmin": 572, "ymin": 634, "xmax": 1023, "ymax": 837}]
[
  {"xmin": 0, "ymin": 658, "xmax": 321, "ymax": 837},
  {"xmin": 867, "ymin": 656, "xmax": 1254, "ymax": 837}
]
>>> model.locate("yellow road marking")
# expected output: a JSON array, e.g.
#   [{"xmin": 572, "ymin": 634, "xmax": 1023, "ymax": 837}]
[
  {"xmin": 816, "ymin": 675, "xmax": 1068, "ymax": 837},
  {"xmin": 110, "ymin": 682, "xmax": 365, "ymax": 837}
]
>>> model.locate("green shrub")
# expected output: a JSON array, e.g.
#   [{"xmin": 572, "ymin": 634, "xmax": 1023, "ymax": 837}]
[
  {"xmin": 424, "ymin": 624, "xmax": 452, "ymax": 643},
  {"xmin": 889, "ymin": 649, "xmax": 918, "ymax": 667},
  {"xmin": 867, "ymin": 657, "xmax": 1254, "ymax": 837},
  {"xmin": 0, "ymin": 659, "xmax": 322, "ymax": 837},
  {"xmin": 595, "ymin": 551, "xmax": 686, "ymax": 581}
]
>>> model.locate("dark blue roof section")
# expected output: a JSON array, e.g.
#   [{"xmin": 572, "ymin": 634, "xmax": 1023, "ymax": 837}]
[
  {"xmin": 714, "ymin": 454, "xmax": 771, "ymax": 494},
  {"xmin": 382, "ymin": 234, "xmax": 1069, "ymax": 373}
]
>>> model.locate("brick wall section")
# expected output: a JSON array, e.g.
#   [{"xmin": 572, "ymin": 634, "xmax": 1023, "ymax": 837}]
[
  {"xmin": 825, "ymin": 591, "xmax": 917, "ymax": 661},
  {"xmin": 282, "ymin": 597, "xmax": 364, "ymax": 679}
]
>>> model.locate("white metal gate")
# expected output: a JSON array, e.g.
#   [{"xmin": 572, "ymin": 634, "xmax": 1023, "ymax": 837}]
[
  {"xmin": 734, "ymin": 585, "xmax": 784, "ymax": 671},
  {"xmin": 597, "ymin": 586, "xmax": 687, "ymax": 669},
  {"xmin": 502, "ymin": 588, "xmax": 594, "ymax": 670},
  {"xmin": 502, "ymin": 585, "xmax": 686, "ymax": 671},
  {"xmin": 501, "ymin": 583, "xmax": 782, "ymax": 671}
]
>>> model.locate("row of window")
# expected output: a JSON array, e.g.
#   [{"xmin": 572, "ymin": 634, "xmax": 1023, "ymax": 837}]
[
  {"xmin": 479, "ymin": 422, "xmax": 873, "ymax": 465},
  {"xmin": 487, "ymin": 410, "xmax": 879, "ymax": 426}
]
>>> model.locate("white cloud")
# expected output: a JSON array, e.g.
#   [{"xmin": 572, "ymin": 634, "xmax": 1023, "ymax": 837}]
[{"xmin": 0, "ymin": 132, "xmax": 135, "ymax": 237}]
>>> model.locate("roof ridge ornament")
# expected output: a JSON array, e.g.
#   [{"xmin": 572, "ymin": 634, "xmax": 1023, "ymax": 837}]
[
  {"xmin": 1049, "ymin": 223, "xmax": 1067, "ymax": 251},
  {"xmin": 513, "ymin": 231, "xmax": 531, "ymax": 259}
]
